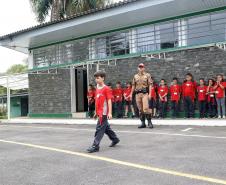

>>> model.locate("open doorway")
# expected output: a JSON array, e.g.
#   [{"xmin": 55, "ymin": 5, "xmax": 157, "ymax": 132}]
[{"xmin": 75, "ymin": 69, "xmax": 88, "ymax": 112}]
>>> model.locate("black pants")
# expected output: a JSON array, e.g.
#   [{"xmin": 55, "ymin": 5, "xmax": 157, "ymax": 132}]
[
  {"xmin": 88, "ymin": 102, "xmax": 95, "ymax": 117},
  {"xmin": 115, "ymin": 101, "xmax": 123, "ymax": 118},
  {"xmin": 208, "ymin": 102, "xmax": 216, "ymax": 117},
  {"xmin": 184, "ymin": 96, "xmax": 194, "ymax": 118},
  {"xmin": 199, "ymin": 100, "xmax": 206, "ymax": 118},
  {"xmin": 159, "ymin": 101, "xmax": 167, "ymax": 118},
  {"xmin": 171, "ymin": 101, "xmax": 179, "ymax": 117},
  {"xmin": 93, "ymin": 116, "xmax": 119, "ymax": 147}
]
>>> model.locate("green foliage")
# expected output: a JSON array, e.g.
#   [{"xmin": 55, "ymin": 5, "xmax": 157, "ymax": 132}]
[
  {"xmin": 6, "ymin": 64, "xmax": 28, "ymax": 75},
  {"xmin": 30, "ymin": 0, "xmax": 112, "ymax": 22}
]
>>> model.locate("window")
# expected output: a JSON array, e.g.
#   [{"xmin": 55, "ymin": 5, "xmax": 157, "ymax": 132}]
[
  {"xmin": 210, "ymin": 12, "xmax": 226, "ymax": 42},
  {"xmin": 187, "ymin": 15, "xmax": 211, "ymax": 45},
  {"xmin": 136, "ymin": 26, "xmax": 155, "ymax": 52},
  {"xmin": 95, "ymin": 37, "xmax": 107, "ymax": 59},
  {"xmin": 106, "ymin": 32, "xmax": 129, "ymax": 56},
  {"xmin": 158, "ymin": 22, "xmax": 178, "ymax": 49}
]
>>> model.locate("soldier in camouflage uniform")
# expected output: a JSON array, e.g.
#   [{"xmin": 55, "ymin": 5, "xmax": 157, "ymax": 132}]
[{"xmin": 130, "ymin": 63, "xmax": 153, "ymax": 128}]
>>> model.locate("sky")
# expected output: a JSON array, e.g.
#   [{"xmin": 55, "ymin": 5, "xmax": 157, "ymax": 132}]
[
  {"xmin": 0, "ymin": 0, "xmax": 38, "ymax": 73},
  {"xmin": 0, "ymin": 0, "xmax": 120, "ymax": 73}
]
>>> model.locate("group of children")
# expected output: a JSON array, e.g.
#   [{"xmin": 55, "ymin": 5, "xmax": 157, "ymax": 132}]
[
  {"xmin": 87, "ymin": 81, "xmax": 136, "ymax": 118},
  {"xmin": 87, "ymin": 73, "xmax": 226, "ymax": 119}
]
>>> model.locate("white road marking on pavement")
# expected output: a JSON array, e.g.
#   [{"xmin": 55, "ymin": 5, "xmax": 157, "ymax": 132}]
[
  {"xmin": 182, "ymin": 128, "xmax": 193, "ymax": 132},
  {"xmin": 1, "ymin": 125, "xmax": 226, "ymax": 140},
  {"xmin": 0, "ymin": 139, "xmax": 226, "ymax": 184}
]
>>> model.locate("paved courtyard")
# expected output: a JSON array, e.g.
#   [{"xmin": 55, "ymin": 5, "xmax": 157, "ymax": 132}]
[{"xmin": 0, "ymin": 123, "xmax": 226, "ymax": 185}]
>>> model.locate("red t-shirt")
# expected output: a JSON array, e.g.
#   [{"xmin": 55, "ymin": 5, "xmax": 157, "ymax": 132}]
[
  {"xmin": 197, "ymin": 86, "xmax": 207, "ymax": 101},
  {"xmin": 158, "ymin": 86, "xmax": 168, "ymax": 102},
  {"xmin": 207, "ymin": 86, "xmax": 215, "ymax": 103},
  {"xmin": 124, "ymin": 87, "xmax": 132, "ymax": 101},
  {"xmin": 113, "ymin": 88, "xmax": 123, "ymax": 102},
  {"xmin": 87, "ymin": 90, "xmax": 95, "ymax": 104},
  {"xmin": 170, "ymin": 84, "xmax": 181, "ymax": 102},
  {"xmin": 149, "ymin": 86, "xmax": 157, "ymax": 100},
  {"xmin": 215, "ymin": 82, "xmax": 226, "ymax": 99},
  {"xmin": 95, "ymin": 85, "xmax": 112, "ymax": 124},
  {"xmin": 182, "ymin": 81, "xmax": 197, "ymax": 100}
]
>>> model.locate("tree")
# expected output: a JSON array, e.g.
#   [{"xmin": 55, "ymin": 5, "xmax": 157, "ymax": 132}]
[
  {"xmin": 6, "ymin": 64, "xmax": 28, "ymax": 75},
  {"xmin": 30, "ymin": 0, "xmax": 111, "ymax": 23}
]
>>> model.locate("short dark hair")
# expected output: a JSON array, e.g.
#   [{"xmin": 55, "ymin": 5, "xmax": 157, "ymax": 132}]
[
  {"xmin": 94, "ymin": 70, "xmax": 106, "ymax": 79},
  {"xmin": 173, "ymin": 77, "xmax": 178, "ymax": 81},
  {"xmin": 186, "ymin": 73, "xmax": 193, "ymax": 77},
  {"xmin": 199, "ymin": 78, "xmax": 204, "ymax": 81},
  {"xmin": 126, "ymin": 81, "xmax": 132, "ymax": 86},
  {"xmin": 107, "ymin": 82, "xmax": 112, "ymax": 87},
  {"xmin": 116, "ymin": 81, "xmax": 121, "ymax": 85}
]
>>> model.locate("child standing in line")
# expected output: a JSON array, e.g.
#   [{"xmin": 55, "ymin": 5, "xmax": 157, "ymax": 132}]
[
  {"xmin": 123, "ymin": 82, "xmax": 135, "ymax": 118},
  {"xmin": 213, "ymin": 74, "xmax": 226, "ymax": 119},
  {"xmin": 113, "ymin": 81, "xmax": 124, "ymax": 118},
  {"xmin": 170, "ymin": 78, "xmax": 181, "ymax": 118},
  {"xmin": 158, "ymin": 79, "xmax": 168, "ymax": 118},
  {"xmin": 149, "ymin": 78, "xmax": 157, "ymax": 118},
  {"xmin": 107, "ymin": 82, "xmax": 115, "ymax": 116},
  {"xmin": 182, "ymin": 73, "xmax": 197, "ymax": 118},
  {"xmin": 206, "ymin": 79, "xmax": 216, "ymax": 118},
  {"xmin": 87, "ymin": 84, "xmax": 96, "ymax": 118},
  {"xmin": 87, "ymin": 71, "xmax": 120, "ymax": 153},
  {"xmin": 197, "ymin": 78, "xmax": 207, "ymax": 119}
]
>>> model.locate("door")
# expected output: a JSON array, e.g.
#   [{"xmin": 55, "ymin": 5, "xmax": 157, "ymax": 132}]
[
  {"xmin": 21, "ymin": 97, "xmax": 28, "ymax": 116},
  {"xmin": 75, "ymin": 69, "xmax": 88, "ymax": 112}
]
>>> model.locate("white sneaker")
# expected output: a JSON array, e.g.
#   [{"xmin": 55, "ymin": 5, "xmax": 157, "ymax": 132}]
[
  {"xmin": 218, "ymin": 116, "xmax": 221, "ymax": 119},
  {"xmin": 223, "ymin": 116, "xmax": 226, "ymax": 119}
]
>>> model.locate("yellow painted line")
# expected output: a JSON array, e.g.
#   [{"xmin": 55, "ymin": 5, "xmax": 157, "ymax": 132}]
[{"xmin": 0, "ymin": 139, "xmax": 226, "ymax": 184}]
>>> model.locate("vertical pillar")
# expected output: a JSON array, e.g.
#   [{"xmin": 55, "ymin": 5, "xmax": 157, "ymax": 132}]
[
  {"xmin": 70, "ymin": 67, "xmax": 76, "ymax": 113},
  {"xmin": 7, "ymin": 76, "xmax": 10, "ymax": 120},
  {"xmin": 178, "ymin": 19, "xmax": 187, "ymax": 47},
  {"xmin": 129, "ymin": 29, "xmax": 137, "ymax": 54}
]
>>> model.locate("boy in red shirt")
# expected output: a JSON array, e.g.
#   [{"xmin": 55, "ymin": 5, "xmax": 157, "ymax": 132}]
[
  {"xmin": 213, "ymin": 74, "xmax": 226, "ymax": 119},
  {"xmin": 113, "ymin": 81, "xmax": 124, "ymax": 118},
  {"xmin": 123, "ymin": 82, "xmax": 135, "ymax": 118},
  {"xmin": 182, "ymin": 73, "xmax": 197, "ymax": 118},
  {"xmin": 149, "ymin": 78, "xmax": 157, "ymax": 118},
  {"xmin": 206, "ymin": 79, "xmax": 216, "ymax": 118},
  {"xmin": 87, "ymin": 84, "xmax": 96, "ymax": 118},
  {"xmin": 158, "ymin": 79, "xmax": 168, "ymax": 118},
  {"xmin": 87, "ymin": 71, "xmax": 120, "ymax": 153},
  {"xmin": 197, "ymin": 78, "xmax": 207, "ymax": 118},
  {"xmin": 170, "ymin": 78, "xmax": 181, "ymax": 118}
]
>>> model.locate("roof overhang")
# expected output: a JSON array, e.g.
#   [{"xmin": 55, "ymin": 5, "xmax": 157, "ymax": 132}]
[{"xmin": 1, "ymin": 0, "xmax": 226, "ymax": 54}]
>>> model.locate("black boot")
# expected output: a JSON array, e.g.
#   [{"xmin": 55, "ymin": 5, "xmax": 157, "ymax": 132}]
[
  {"xmin": 146, "ymin": 114, "xmax": 153, "ymax": 129},
  {"xmin": 138, "ymin": 113, "xmax": 146, "ymax": 128}
]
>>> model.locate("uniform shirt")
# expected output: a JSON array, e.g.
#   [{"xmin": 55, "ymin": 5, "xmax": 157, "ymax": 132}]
[
  {"xmin": 113, "ymin": 88, "xmax": 123, "ymax": 102},
  {"xmin": 170, "ymin": 84, "xmax": 181, "ymax": 102},
  {"xmin": 109, "ymin": 88, "xmax": 115, "ymax": 103},
  {"xmin": 95, "ymin": 85, "xmax": 112, "ymax": 124},
  {"xmin": 215, "ymin": 82, "xmax": 226, "ymax": 99},
  {"xmin": 87, "ymin": 89, "xmax": 95, "ymax": 104},
  {"xmin": 124, "ymin": 87, "xmax": 132, "ymax": 101},
  {"xmin": 197, "ymin": 86, "xmax": 207, "ymax": 101},
  {"xmin": 182, "ymin": 81, "xmax": 197, "ymax": 100},
  {"xmin": 132, "ymin": 72, "xmax": 151, "ymax": 90},
  {"xmin": 207, "ymin": 86, "xmax": 215, "ymax": 103},
  {"xmin": 149, "ymin": 86, "xmax": 157, "ymax": 100},
  {"xmin": 158, "ymin": 86, "xmax": 168, "ymax": 102}
]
